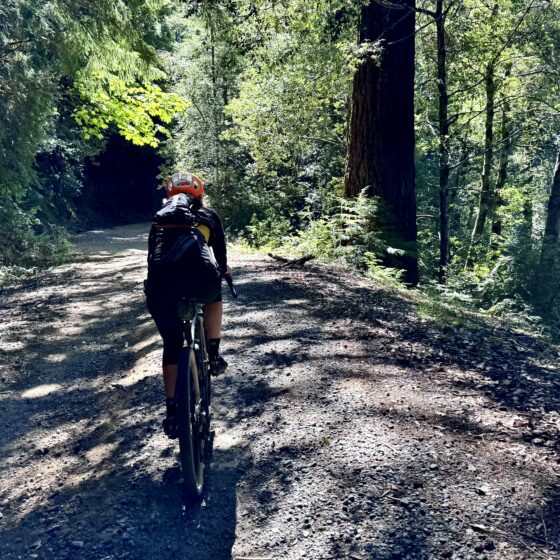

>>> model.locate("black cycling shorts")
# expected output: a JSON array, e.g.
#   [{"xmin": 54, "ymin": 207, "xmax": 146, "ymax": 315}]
[
  {"xmin": 147, "ymin": 287, "xmax": 222, "ymax": 365},
  {"xmin": 209, "ymin": 290, "xmax": 222, "ymax": 303}
]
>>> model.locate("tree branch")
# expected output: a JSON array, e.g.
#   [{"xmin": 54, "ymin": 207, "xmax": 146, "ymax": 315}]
[
  {"xmin": 490, "ymin": 0, "xmax": 538, "ymax": 67},
  {"xmin": 449, "ymin": 126, "xmax": 523, "ymax": 170},
  {"xmin": 268, "ymin": 253, "xmax": 316, "ymax": 267},
  {"xmin": 302, "ymin": 135, "xmax": 346, "ymax": 148}
]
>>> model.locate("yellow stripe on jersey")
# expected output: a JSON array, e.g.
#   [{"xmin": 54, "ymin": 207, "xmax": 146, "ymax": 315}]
[{"xmin": 197, "ymin": 224, "xmax": 210, "ymax": 243}]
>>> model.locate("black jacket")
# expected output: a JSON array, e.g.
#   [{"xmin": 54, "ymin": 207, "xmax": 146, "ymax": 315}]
[{"xmin": 195, "ymin": 206, "xmax": 228, "ymax": 274}]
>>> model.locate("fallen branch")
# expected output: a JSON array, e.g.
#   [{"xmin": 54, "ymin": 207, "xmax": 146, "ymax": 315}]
[
  {"xmin": 268, "ymin": 253, "xmax": 315, "ymax": 267},
  {"xmin": 268, "ymin": 253, "xmax": 290, "ymax": 263}
]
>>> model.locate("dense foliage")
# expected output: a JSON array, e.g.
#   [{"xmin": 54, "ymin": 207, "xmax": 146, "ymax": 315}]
[
  {"xmin": 161, "ymin": 1, "xmax": 353, "ymax": 234},
  {"xmin": 2, "ymin": 0, "xmax": 560, "ymax": 329},
  {"xmin": 413, "ymin": 0, "xmax": 560, "ymax": 319},
  {"xmin": 164, "ymin": 0, "xmax": 560, "ymax": 326},
  {"xmin": 0, "ymin": 0, "xmax": 186, "ymax": 266}
]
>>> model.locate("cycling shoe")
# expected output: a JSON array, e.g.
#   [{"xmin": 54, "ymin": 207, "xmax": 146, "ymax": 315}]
[
  {"xmin": 163, "ymin": 416, "xmax": 178, "ymax": 439},
  {"xmin": 209, "ymin": 355, "xmax": 228, "ymax": 376}
]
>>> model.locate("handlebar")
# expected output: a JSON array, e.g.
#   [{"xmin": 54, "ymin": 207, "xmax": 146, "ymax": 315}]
[{"xmin": 223, "ymin": 273, "xmax": 238, "ymax": 299}]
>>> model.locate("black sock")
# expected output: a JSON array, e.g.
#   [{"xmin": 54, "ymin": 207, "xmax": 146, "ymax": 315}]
[
  {"xmin": 166, "ymin": 397, "xmax": 176, "ymax": 417},
  {"xmin": 208, "ymin": 338, "xmax": 221, "ymax": 359}
]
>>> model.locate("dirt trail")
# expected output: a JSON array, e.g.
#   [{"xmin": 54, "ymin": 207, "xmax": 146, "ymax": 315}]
[{"xmin": 0, "ymin": 223, "xmax": 559, "ymax": 560}]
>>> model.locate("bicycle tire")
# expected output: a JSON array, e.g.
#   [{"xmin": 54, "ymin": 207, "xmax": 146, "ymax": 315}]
[
  {"xmin": 195, "ymin": 315, "xmax": 211, "ymax": 410},
  {"xmin": 194, "ymin": 315, "xmax": 213, "ymax": 466},
  {"xmin": 176, "ymin": 346, "xmax": 204, "ymax": 498}
]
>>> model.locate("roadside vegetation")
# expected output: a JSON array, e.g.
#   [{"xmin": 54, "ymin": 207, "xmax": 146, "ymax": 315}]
[{"xmin": 2, "ymin": 0, "xmax": 560, "ymax": 336}]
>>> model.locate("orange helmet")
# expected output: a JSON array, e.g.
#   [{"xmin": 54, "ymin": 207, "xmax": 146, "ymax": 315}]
[{"xmin": 166, "ymin": 172, "xmax": 204, "ymax": 198}]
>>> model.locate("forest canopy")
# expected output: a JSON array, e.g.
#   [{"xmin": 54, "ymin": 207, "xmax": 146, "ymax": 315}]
[{"xmin": 1, "ymin": 0, "xmax": 560, "ymax": 330}]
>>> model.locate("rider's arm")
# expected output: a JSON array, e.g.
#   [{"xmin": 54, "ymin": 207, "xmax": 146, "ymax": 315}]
[
  {"xmin": 209, "ymin": 210, "xmax": 228, "ymax": 274},
  {"xmin": 147, "ymin": 224, "xmax": 157, "ymax": 262}
]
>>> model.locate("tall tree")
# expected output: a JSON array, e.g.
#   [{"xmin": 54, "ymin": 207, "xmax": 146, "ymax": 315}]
[
  {"xmin": 344, "ymin": 0, "xmax": 419, "ymax": 285},
  {"xmin": 466, "ymin": 60, "xmax": 496, "ymax": 268},
  {"xmin": 536, "ymin": 151, "xmax": 560, "ymax": 310},
  {"xmin": 434, "ymin": 0, "xmax": 451, "ymax": 284},
  {"xmin": 465, "ymin": 0, "xmax": 536, "ymax": 269},
  {"xmin": 490, "ymin": 73, "xmax": 513, "ymax": 246},
  {"xmin": 416, "ymin": 0, "xmax": 456, "ymax": 282}
]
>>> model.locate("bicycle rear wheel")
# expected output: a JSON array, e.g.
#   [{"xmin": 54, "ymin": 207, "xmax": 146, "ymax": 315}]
[{"xmin": 176, "ymin": 347, "xmax": 204, "ymax": 498}]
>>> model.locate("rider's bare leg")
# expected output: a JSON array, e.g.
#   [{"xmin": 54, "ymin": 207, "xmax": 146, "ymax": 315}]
[
  {"xmin": 162, "ymin": 301, "xmax": 222, "ymax": 396},
  {"xmin": 162, "ymin": 363, "xmax": 179, "ymax": 438},
  {"xmin": 204, "ymin": 300, "xmax": 227, "ymax": 373},
  {"xmin": 163, "ymin": 364, "xmax": 178, "ymax": 398},
  {"xmin": 204, "ymin": 301, "xmax": 223, "ymax": 339}
]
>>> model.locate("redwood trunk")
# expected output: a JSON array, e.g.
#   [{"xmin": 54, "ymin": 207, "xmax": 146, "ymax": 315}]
[{"xmin": 344, "ymin": 0, "xmax": 418, "ymax": 285}]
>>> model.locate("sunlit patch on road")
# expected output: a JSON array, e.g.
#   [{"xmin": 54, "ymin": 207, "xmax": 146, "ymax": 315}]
[{"xmin": 21, "ymin": 383, "xmax": 63, "ymax": 399}]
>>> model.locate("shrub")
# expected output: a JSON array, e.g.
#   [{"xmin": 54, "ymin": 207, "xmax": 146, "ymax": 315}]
[{"xmin": 0, "ymin": 201, "xmax": 71, "ymax": 285}]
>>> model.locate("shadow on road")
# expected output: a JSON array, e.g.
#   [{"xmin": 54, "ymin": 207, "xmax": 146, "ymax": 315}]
[
  {"xmin": 1, "ymin": 226, "xmax": 559, "ymax": 559},
  {"xmin": 0, "ymin": 224, "xmax": 241, "ymax": 560}
]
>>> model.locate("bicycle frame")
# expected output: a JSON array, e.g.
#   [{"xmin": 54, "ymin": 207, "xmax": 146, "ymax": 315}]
[{"xmin": 177, "ymin": 299, "xmax": 202, "ymax": 401}]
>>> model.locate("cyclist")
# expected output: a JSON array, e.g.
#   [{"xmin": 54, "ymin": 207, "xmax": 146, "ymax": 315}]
[{"xmin": 146, "ymin": 172, "xmax": 231, "ymax": 438}]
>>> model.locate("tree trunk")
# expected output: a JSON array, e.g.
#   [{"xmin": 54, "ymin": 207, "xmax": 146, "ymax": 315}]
[
  {"xmin": 491, "ymin": 67, "xmax": 513, "ymax": 245},
  {"xmin": 208, "ymin": 22, "xmax": 221, "ymax": 188},
  {"xmin": 536, "ymin": 151, "xmax": 560, "ymax": 309},
  {"xmin": 436, "ymin": 0, "xmax": 450, "ymax": 283},
  {"xmin": 344, "ymin": 0, "xmax": 418, "ymax": 285},
  {"xmin": 466, "ymin": 63, "xmax": 495, "ymax": 268},
  {"xmin": 490, "ymin": 107, "xmax": 511, "ymax": 243}
]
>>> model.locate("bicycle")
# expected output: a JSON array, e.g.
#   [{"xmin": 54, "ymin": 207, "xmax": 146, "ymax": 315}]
[{"xmin": 174, "ymin": 274, "xmax": 237, "ymax": 498}]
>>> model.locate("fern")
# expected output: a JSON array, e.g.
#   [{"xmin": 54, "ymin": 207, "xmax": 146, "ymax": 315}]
[{"xmin": 283, "ymin": 188, "xmax": 404, "ymax": 284}]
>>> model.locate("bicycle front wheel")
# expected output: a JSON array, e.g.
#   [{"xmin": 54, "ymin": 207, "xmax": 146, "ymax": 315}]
[{"xmin": 176, "ymin": 347, "xmax": 204, "ymax": 498}]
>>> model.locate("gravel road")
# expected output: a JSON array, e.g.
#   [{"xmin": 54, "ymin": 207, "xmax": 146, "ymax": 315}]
[{"xmin": 0, "ymin": 223, "xmax": 559, "ymax": 560}]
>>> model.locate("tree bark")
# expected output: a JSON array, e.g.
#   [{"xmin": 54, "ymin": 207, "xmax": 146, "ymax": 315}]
[
  {"xmin": 436, "ymin": 0, "xmax": 450, "ymax": 283},
  {"xmin": 466, "ymin": 63, "xmax": 495, "ymax": 268},
  {"xmin": 490, "ymin": 100, "xmax": 512, "ymax": 244},
  {"xmin": 208, "ymin": 21, "xmax": 221, "ymax": 189},
  {"xmin": 344, "ymin": 0, "xmax": 418, "ymax": 285},
  {"xmin": 536, "ymin": 151, "xmax": 560, "ymax": 309},
  {"xmin": 491, "ymin": 65, "xmax": 513, "ymax": 245}
]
